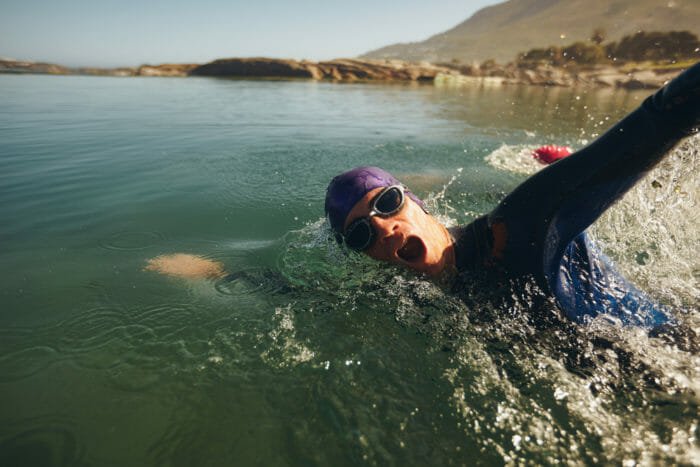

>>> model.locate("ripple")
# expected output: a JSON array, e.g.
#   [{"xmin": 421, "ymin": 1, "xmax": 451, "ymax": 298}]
[
  {"xmin": 0, "ymin": 346, "xmax": 59, "ymax": 383},
  {"xmin": 136, "ymin": 302, "xmax": 198, "ymax": 329},
  {"xmin": 106, "ymin": 363, "xmax": 163, "ymax": 392},
  {"xmin": 0, "ymin": 422, "xmax": 86, "ymax": 467},
  {"xmin": 99, "ymin": 230, "xmax": 164, "ymax": 251},
  {"xmin": 213, "ymin": 268, "xmax": 290, "ymax": 297}
]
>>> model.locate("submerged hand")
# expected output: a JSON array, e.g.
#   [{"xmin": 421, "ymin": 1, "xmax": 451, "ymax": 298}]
[{"xmin": 144, "ymin": 253, "xmax": 226, "ymax": 279}]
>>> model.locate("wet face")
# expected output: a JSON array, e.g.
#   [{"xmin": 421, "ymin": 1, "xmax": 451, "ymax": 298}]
[{"xmin": 343, "ymin": 187, "xmax": 455, "ymax": 277}]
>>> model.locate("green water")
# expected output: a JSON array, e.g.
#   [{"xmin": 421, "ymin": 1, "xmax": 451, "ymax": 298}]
[{"xmin": 1, "ymin": 74, "xmax": 697, "ymax": 466}]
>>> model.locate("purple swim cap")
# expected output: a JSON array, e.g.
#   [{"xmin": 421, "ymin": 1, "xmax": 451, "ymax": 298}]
[{"xmin": 325, "ymin": 166, "xmax": 425, "ymax": 233}]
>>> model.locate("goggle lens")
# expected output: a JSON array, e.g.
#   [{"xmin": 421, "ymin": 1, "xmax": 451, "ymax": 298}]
[
  {"xmin": 374, "ymin": 186, "xmax": 403, "ymax": 214},
  {"xmin": 341, "ymin": 185, "xmax": 406, "ymax": 251},
  {"xmin": 344, "ymin": 218, "xmax": 373, "ymax": 251}
]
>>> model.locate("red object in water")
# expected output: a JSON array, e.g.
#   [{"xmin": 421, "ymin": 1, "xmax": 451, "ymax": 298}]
[{"xmin": 532, "ymin": 145, "xmax": 573, "ymax": 165}]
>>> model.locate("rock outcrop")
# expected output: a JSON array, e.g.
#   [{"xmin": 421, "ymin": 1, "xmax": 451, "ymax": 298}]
[
  {"xmin": 189, "ymin": 57, "xmax": 456, "ymax": 82},
  {"xmin": 136, "ymin": 63, "xmax": 199, "ymax": 77},
  {"xmin": 74, "ymin": 67, "xmax": 136, "ymax": 77},
  {"xmin": 190, "ymin": 58, "xmax": 316, "ymax": 78},
  {"xmin": 0, "ymin": 59, "xmax": 71, "ymax": 74},
  {"xmin": 0, "ymin": 60, "xmax": 199, "ymax": 78},
  {"xmin": 312, "ymin": 59, "xmax": 453, "ymax": 82}
]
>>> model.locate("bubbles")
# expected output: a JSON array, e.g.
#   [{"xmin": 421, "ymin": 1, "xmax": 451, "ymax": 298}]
[{"xmin": 259, "ymin": 304, "xmax": 316, "ymax": 368}]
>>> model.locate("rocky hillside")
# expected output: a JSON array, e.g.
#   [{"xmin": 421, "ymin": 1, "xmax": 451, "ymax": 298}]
[{"xmin": 362, "ymin": 0, "xmax": 700, "ymax": 64}]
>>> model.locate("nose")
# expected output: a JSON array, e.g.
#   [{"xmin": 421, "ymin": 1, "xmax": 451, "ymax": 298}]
[{"xmin": 371, "ymin": 215, "xmax": 401, "ymax": 241}]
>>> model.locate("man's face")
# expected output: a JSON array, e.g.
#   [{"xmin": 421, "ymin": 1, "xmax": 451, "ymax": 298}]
[{"xmin": 343, "ymin": 187, "xmax": 454, "ymax": 277}]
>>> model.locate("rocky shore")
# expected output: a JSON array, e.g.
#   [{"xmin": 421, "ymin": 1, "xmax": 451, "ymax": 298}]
[
  {"xmin": 190, "ymin": 57, "xmax": 453, "ymax": 81},
  {"xmin": 436, "ymin": 61, "xmax": 684, "ymax": 89},
  {"xmin": 0, "ymin": 57, "xmax": 457, "ymax": 83},
  {"xmin": 0, "ymin": 57, "xmax": 685, "ymax": 89},
  {"xmin": 0, "ymin": 59, "xmax": 72, "ymax": 75}
]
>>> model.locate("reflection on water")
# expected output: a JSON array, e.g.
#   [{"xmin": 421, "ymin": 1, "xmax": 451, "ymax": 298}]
[{"xmin": 0, "ymin": 74, "xmax": 697, "ymax": 465}]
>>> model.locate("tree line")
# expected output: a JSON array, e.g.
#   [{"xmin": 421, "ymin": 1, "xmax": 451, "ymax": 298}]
[{"xmin": 517, "ymin": 30, "xmax": 700, "ymax": 66}]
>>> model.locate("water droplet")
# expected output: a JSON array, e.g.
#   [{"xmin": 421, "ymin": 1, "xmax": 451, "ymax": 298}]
[{"xmin": 512, "ymin": 434, "xmax": 522, "ymax": 450}]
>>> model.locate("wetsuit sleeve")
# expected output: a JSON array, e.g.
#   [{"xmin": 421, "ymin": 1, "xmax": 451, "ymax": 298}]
[{"xmin": 489, "ymin": 61, "xmax": 700, "ymax": 284}]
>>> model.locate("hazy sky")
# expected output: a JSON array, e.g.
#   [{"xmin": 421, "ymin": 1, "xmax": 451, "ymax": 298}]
[{"xmin": 1, "ymin": 0, "xmax": 502, "ymax": 67}]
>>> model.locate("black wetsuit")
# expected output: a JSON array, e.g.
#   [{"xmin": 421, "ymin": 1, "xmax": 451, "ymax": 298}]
[{"xmin": 450, "ymin": 61, "xmax": 700, "ymax": 327}]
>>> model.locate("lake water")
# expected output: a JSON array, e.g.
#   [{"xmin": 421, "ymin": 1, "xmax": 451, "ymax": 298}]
[{"xmin": 0, "ymin": 74, "xmax": 698, "ymax": 466}]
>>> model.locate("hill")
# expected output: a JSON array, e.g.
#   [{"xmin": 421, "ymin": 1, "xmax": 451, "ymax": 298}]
[{"xmin": 361, "ymin": 0, "xmax": 700, "ymax": 64}]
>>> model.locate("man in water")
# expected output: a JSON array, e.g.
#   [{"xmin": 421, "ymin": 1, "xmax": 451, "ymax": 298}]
[{"xmin": 325, "ymin": 62, "xmax": 700, "ymax": 327}]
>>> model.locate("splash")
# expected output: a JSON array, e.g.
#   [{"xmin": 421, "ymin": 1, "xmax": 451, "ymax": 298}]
[
  {"xmin": 591, "ymin": 135, "xmax": 700, "ymax": 311},
  {"xmin": 485, "ymin": 144, "xmax": 546, "ymax": 175},
  {"xmin": 259, "ymin": 304, "xmax": 316, "ymax": 368}
]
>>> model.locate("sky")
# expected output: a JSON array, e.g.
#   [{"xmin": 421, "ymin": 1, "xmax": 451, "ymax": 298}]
[{"xmin": 1, "ymin": 0, "xmax": 502, "ymax": 67}]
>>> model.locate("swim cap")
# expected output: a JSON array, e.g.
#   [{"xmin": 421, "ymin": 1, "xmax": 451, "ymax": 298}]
[{"xmin": 325, "ymin": 166, "xmax": 425, "ymax": 233}]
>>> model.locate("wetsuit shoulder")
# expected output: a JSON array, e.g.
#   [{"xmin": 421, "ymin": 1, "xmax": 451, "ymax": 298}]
[{"xmin": 450, "ymin": 214, "xmax": 510, "ymax": 272}]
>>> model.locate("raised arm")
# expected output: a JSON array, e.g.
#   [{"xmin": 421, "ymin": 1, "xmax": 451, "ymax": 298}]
[{"xmin": 488, "ymin": 61, "xmax": 700, "ymax": 280}]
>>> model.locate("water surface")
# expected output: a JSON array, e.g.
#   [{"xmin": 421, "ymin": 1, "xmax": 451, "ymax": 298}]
[{"xmin": 1, "ymin": 74, "xmax": 698, "ymax": 466}]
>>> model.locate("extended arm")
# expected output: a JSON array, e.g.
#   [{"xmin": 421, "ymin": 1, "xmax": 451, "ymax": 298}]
[{"xmin": 489, "ymin": 61, "xmax": 700, "ymax": 283}]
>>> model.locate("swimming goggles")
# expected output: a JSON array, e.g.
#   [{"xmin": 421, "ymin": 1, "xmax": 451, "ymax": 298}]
[{"xmin": 341, "ymin": 185, "xmax": 405, "ymax": 251}]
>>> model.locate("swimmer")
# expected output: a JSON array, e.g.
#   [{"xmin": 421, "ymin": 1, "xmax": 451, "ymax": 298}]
[{"xmin": 326, "ymin": 61, "xmax": 700, "ymax": 327}]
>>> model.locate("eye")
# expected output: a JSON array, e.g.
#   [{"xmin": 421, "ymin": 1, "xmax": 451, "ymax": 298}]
[
  {"xmin": 374, "ymin": 187, "xmax": 403, "ymax": 214},
  {"xmin": 344, "ymin": 219, "xmax": 373, "ymax": 250}
]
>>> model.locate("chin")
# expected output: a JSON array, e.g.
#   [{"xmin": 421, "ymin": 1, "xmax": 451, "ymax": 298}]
[{"xmin": 402, "ymin": 256, "xmax": 444, "ymax": 277}]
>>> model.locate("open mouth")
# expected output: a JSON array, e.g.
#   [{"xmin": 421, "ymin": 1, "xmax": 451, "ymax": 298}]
[{"xmin": 397, "ymin": 236, "xmax": 425, "ymax": 263}]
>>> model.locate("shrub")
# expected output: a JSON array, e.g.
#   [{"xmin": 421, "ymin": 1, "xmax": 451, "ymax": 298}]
[
  {"xmin": 516, "ymin": 30, "xmax": 700, "ymax": 66},
  {"xmin": 562, "ymin": 42, "xmax": 606, "ymax": 64},
  {"xmin": 609, "ymin": 31, "xmax": 700, "ymax": 62}
]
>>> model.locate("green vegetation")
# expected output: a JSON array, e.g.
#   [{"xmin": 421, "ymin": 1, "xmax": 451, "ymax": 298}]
[
  {"xmin": 517, "ymin": 30, "xmax": 700, "ymax": 67},
  {"xmin": 611, "ymin": 31, "xmax": 699, "ymax": 62}
]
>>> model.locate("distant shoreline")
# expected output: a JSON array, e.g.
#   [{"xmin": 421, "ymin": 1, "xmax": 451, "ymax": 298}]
[{"xmin": 0, "ymin": 57, "xmax": 690, "ymax": 89}]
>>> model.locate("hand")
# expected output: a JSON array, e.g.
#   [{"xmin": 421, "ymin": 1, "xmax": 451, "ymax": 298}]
[{"xmin": 144, "ymin": 253, "xmax": 226, "ymax": 279}]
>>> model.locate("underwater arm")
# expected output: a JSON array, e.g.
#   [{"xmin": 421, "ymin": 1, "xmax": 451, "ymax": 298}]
[{"xmin": 144, "ymin": 254, "xmax": 226, "ymax": 280}]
